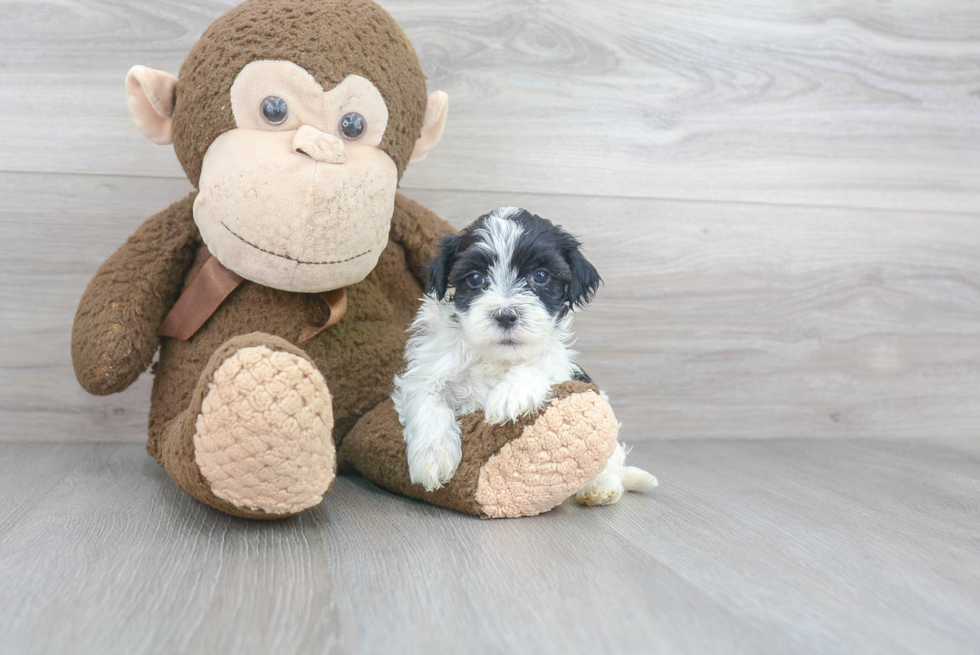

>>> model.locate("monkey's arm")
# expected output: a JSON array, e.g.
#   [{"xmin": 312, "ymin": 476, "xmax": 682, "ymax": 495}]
[
  {"xmin": 390, "ymin": 193, "xmax": 456, "ymax": 286},
  {"xmin": 72, "ymin": 193, "xmax": 200, "ymax": 395}
]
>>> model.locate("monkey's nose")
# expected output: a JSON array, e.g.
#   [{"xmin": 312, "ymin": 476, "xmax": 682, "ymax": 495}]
[
  {"xmin": 493, "ymin": 308, "xmax": 519, "ymax": 329},
  {"xmin": 293, "ymin": 125, "xmax": 346, "ymax": 164}
]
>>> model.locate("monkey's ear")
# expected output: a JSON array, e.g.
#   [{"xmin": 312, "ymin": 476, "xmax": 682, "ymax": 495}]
[
  {"xmin": 408, "ymin": 91, "xmax": 448, "ymax": 166},
  {"xmin": 425, "ymin": 230, "xmax": 463, "ymax": 300},
  {"xmin": 125, "ymin": 65, "xmax": 178, "ymax": 145}
]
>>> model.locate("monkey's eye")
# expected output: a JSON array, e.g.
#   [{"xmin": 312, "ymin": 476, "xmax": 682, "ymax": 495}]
[
  {"xmin": 261, "ymin": 96, "xmax": 289, "ymax": 125},
  {"xmin": 339, "ymin": 112, "xmax": 366, "ymax": 140},
  {"xmin": 530, "ymin": 269, "xmax": 551, "ymax": 285},
  {"xmin": 466, "ymin": 272, "xmax": 486, "ymax": 289}
]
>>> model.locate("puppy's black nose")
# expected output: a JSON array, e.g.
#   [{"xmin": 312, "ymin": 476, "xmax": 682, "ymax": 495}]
[{"xmin": 493, "ymin": 308, "xmax": 519, "ymax": 329}]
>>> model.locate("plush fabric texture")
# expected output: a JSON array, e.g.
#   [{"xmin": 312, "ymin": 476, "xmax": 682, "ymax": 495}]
[
  {"xmin": 125, "ymin": 65, "xmax": 177, "ymax": 144},
  {"xmin": 290, "ymin": 124, "xmax": 348, "ymax": 163},
  {"xmin": 193, "ymin": 57, "xmax": 400, "ymax": 293},
  {"xmin": 229, "ymin": 63, "xmax": 389, "ymax": 147},
  {"xmin": 339, "ymin": 381, "xmax": 617, "ymax": 518},
  {"xmin": 172, "ymin": 0, "xmax": 427, "ymax": 187},
  {"xmin": 193, "ymin": 127, "xmax": 397, "ymax": 292},
  {"xmin": 72, "ymin": 0, "xmax": 624, "ymax": 520},
  {"xmin": 71, "ymin": 192, "xmax": 448, "ymax": 518},
  {"xmin": 72, "ymin": 188, "xmax": 623, "ymax": 518},
  {"xmin": 195, "ymin": 343, "xmax": 335, "ymax": 515},
  {"xmin": 143, "ymin": 193, "xmax": 451, "ymax": 457},
  {"xmin": 475, "ymin": 385, "xmax": 619, "ymax": 518},
  {"xmin": 148, "ymin": 333, "xmax": 326, "ymax": 519},
  {"xmin": 157, "ymin": 256, "xmax": 244, "ymax": 340},
  {"xmin": 72, "ymin": 193, "xmax": 200, "ymax": 396},
  {"xmin": 408, "ymin": 90, "xmax": 448, "ymax": 166}
]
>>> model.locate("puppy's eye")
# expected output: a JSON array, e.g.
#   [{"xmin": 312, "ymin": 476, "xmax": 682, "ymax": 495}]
[
  {"xmin": 466, "ymin": 272, "xmax": 485, "ymax": 288},
  {"xmin": 261, "ymin": 96, "xmax": 289, "ymax": 125},
  {"xmin": 339, "ymin": 112, "xmax": 366, "ymax": 140},
  {"xmin": 530, "ymin": 270, "xmax": 550, "ymax": 285}
]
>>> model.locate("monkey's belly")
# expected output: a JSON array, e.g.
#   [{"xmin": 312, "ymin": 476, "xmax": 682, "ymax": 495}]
[{"xmin": 149, "ymin": 239, "xmax": 422, "ymax": 444}]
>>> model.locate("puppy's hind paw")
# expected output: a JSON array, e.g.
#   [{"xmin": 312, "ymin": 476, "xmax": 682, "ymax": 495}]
[
  {"xmin": 574, "ymin": 465, "xmax": 658, "ymax": 507},
  {"xmin": 574, "ymin": 472, "xmax": 625, "ymax": 506}
]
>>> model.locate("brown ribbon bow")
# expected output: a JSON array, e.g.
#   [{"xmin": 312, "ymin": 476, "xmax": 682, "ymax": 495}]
[{"xmin": 158, "ymin": 256, "xmax": 347, "ymax": 344}]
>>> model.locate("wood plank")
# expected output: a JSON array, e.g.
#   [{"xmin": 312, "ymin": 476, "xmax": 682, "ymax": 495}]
[
  {"xmin": 0, "ymin": 442, "xmax": 93, "ymax": 536},
  {"xmin": 0, "ymin": 440, "xmax": 977, "ymax": 654},
  {"xmin": 588, "ymin": 439, "xmax": 980, "ymax": 654},
  {"xmin": 405, "ymin": 188, "xmax": 980, "ymax": 440},
  {"xmin": 2, "ymin": 173, "xmax": 979, "ymax": 442},
  {"xmin": 1, "ymin": 1, "xmax": 978, "ymax": 210},
  {"xmin": 0, "ymin": 173, "xmax": 194, "ymax": 442}
]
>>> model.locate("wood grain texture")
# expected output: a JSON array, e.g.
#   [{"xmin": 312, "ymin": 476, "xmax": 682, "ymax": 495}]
[
  {"xmin": 1, "ymin": 1, "xmax": 978, "ymax": 442},
  {"xmin": 0, "ymin": 173, "xmax": 193, "ymax": 441},
  {"xmin": 0, "ymin": 440, "xmax": 977, "ymax": 654},
  {"xmin": 2, "ymin": 3, "xmax": 977, "ymax": 651},
  {"xmin": 0, "ymin": 0, "xmax": 978, "ymax": 210},
  {"xmin": 5, "ymin": 172, "xmax": 976, "ymax": 442},
  {"xmin": 404, "ymin": 188, "xmax": 980, "ymax": 441}
]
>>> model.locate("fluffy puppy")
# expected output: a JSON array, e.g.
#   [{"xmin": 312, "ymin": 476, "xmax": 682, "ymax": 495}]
[{"xmin": 392, "ymin": 207, "xmax": 656, "ymax": 505}]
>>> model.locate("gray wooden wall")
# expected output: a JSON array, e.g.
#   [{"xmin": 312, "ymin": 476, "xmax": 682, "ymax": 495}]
[{"xmin": 1, "ymin": 0, "xmax": 978, "ymax": 442}]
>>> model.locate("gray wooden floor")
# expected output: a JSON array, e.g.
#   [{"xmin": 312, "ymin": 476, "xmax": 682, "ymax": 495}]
[
  {"xmin": 2, "ymin": 1, "xmax": 979, "ymax": 653},
  {"xmin": 1, "ymin": 440, "xmax": 978, "ymax": 654}
]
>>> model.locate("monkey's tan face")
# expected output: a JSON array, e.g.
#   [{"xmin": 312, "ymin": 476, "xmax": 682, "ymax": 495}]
[{"xmin": 193, "ymin": 61, "xmax": 397, "ymax": 293}]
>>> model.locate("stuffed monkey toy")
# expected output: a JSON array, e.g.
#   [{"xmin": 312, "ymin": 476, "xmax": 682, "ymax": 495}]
[{"xmin": 72, "ymin": 0, "xmax": 619, "ymax": 520}]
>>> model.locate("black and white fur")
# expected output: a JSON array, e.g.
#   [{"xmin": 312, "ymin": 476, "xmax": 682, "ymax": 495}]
[{"xmin": 392, "ymin": 207, "xmax": 656, "ymax": 503}]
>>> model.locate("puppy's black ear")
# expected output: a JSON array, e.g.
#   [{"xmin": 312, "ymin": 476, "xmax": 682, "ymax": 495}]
[
  {"xmin": 425, "ymin": 231, "xmax": 464, "ymax": 300},
  {"xmin": 564, "ymin": 242, "xmax": 602, "ymax": 309}
]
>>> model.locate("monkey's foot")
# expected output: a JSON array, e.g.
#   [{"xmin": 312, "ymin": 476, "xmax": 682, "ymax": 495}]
[
  {"xmin": 341, "ymin": 381, "xmax": 618, "ymax": 518},
  {"xmin": 152, "ymin": 334, "xmax": 335, "ymax": 519},
  {"xmin": 473, "ymin": 385, "xmax": 619, "ymax": 518}
]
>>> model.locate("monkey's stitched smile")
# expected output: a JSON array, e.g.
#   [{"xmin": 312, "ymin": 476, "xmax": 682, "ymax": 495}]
[{"xmin": 221, "ymin": 222, "xmax": 372, "ymax": 265}]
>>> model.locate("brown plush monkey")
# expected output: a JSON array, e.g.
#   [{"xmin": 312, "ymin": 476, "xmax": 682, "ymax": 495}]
[{"xmin": 72, "ymin": 0, "xmax": 619, "ymax": 520}]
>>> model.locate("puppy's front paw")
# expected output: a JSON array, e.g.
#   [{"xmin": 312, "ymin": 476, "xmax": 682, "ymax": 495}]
[
  {"xmin": 407, "ymin": 439, "xmax": 462, "ymax": 492},
  {"xmin": 483, "ymin": 378, "xmax": 550, "ymax": 425}
]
